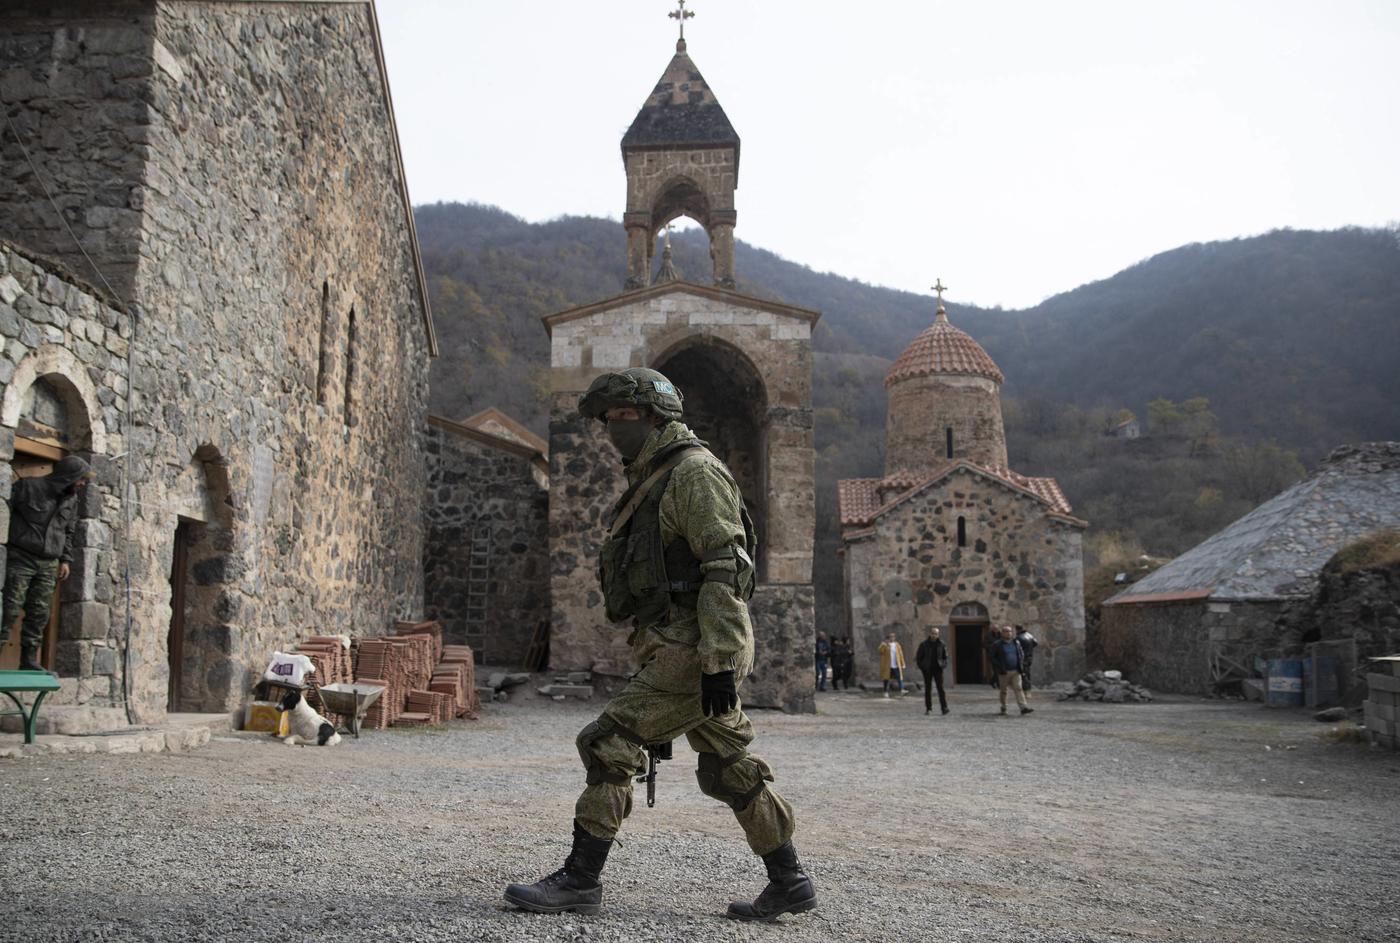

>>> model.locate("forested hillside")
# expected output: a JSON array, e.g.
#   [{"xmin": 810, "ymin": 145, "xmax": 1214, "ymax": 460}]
[{"xmin": 416, "ymin": 202, "xmax": 1400, "ymax": 629}]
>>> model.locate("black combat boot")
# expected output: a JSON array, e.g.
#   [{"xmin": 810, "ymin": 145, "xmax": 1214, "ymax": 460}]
[
  {"xmin": 726, "ymin": 840, "xmax": 817, "ymax": 921},
  {"xmin": 503, "ymin": 820, "xmax": 612, "ymax": 915},
  {"xmin": 18, "ymin": 645, "xmax": 55, "ymax": 676}
]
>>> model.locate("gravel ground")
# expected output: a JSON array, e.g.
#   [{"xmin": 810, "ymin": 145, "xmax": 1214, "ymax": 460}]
[{"xmin": 2, "ymin": 683, "xmax": 1398, "ymax": 943}]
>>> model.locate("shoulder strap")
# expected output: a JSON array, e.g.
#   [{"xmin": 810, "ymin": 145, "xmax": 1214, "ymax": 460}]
[{"xmin": 607, "ymin": 445, "xmax": 699, "ymax": 539}]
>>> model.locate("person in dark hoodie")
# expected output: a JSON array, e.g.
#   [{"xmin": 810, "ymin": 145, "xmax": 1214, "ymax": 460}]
[{"xmin": 2, "ymin": 456, "xmax": 90, "ymax": 673}]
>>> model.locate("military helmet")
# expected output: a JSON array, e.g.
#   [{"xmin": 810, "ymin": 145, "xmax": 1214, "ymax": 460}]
[{"xmin": 578, "ymin": 367, "xmax": 684, "ymax": 421}]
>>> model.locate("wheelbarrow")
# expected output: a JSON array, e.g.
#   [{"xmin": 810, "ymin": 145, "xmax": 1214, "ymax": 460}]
[{"xmin": 316, "ymin": 682, "xmax": 386, "ymax": 738}]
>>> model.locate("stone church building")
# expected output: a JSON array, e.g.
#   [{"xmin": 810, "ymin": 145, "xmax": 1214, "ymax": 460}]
[
  {"xmin": 838, "ymin": 297, "xmax": 1087, "ymax": 685},
  {"xmin": 544, "ymin": 34, "xmax": 819, "ymax": 712},
  {"xmin": 0, "ymin": 0, "xmax": 435, "ymax": 722}
]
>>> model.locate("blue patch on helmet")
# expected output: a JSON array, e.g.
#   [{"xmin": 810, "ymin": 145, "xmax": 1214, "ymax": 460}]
[{"xmin": 652, "ymin": 380, "xmax": 675, "ymax": 395}]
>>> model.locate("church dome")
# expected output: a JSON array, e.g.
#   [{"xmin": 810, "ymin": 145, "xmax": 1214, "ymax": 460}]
[{"xmin": 885, "ymin": 304, "xmax": 1003, "ymax": 387}]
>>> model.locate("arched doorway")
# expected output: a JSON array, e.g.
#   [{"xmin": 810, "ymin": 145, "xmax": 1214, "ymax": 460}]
[
  {"xmin": 949, "ymin": 600, "xmax": 991, "ymax": 685},
  {"xmin": 651, "ymin": 337, "xmax": 768, "ymax": 579},
  {"xmin": 1, "ymin": 374, "xmax": 94, "ymax": 671}
]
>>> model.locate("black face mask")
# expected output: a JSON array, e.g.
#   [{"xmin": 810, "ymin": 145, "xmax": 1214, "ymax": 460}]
[{"xmin": 606, "ymin": 418, "xmax": 654, "ymax": 463}]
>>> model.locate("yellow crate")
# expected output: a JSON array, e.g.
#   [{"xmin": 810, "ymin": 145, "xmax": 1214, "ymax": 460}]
[{"xmin": 244, "ymin": 701, "xmax": 289, "ymax": 736}]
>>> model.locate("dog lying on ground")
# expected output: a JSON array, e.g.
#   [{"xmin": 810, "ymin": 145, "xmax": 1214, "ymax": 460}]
[{"xmin": 278, "ymin": 689, "xmax": 341, "ymax": 746}]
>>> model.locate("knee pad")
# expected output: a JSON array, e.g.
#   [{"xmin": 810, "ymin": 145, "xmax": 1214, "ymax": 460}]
[
  {"xmin": 695, "ymin": 751, "xmax": 774, "ymax": 812},
  {"xmin": 576, "ymin": 714, "xmax": 646, "ymax": 786}
]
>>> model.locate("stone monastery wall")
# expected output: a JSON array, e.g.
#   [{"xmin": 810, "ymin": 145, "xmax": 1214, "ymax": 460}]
[{"xmin": 0, "ymin": 1, "xmax": 432, "ymax": 721}]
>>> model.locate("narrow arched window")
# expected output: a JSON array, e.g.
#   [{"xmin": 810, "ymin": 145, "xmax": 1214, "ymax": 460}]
[
  {"xmin": 343, "ymin": 306, "xmax": 356, "ymax": 425},
  {"xmin": 946, "ymin": 427, "xmax": 954, "ymax": 459},
  {"xmin": 316, "ymin": 281, "xmax": 331, "ymax": 404},
  {"xmin": 957, "ymin": 516, "xmax": 967, "ymax": 547}
]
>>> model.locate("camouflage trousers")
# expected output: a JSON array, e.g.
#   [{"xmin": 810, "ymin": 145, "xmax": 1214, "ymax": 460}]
[
  {"xmin": 1, "ymin": 548, "xmax": 59, "ymax": 649},
  {"xmin": 574, "ymin": 675, "xmax": 797, "ymax": 856}
]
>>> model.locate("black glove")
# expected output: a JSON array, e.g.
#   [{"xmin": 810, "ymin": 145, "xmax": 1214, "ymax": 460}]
[{"xmin": 700, "ymin": 670, "xmax": 738, "ymax": 717}]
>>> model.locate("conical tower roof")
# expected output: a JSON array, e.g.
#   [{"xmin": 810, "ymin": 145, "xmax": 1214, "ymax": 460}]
[
  {"xmin": 885, "ymin": 301, "xmax": 1004, "ymax": 387},
  {"xmin": 621, "ymin": 39, "xmax": 740, "ymax": 155}
]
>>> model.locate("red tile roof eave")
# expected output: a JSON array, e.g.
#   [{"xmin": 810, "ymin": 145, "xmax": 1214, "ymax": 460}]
[
  {"xmin": 837, "ymin": 464, "xmax": 1081, "ymax": 528},
  {"xmin": 883, "ymin": 365, "xmax": 1005, "ymax": 387}
]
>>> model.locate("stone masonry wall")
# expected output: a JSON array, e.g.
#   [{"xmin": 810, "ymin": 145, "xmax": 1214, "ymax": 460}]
[
  {"xmin": 0, "ymin": 243, "xmax": 130, "ymax": 706},
  {"xmin": 0, "ymin": 0, "xmax": 155, "ymax": 299},
  {"xmin": 885, "ymin": 374, "xmax": 1008, "ymax": 474},
  {"xmin": 423, "ymin": 424, "xmax": 548, "ymax": 665},
  {"xmin": 1098, "ymin": 598, "xmax": 1307, "ymax": 694},
  {"xmin": 1, "ymin": 2, "xmax": 433, "ymax": 721},
  {"xmin": 846, "ymin": 467, "xmax": 1085, "ymax": 686},
  {"xmin": 548, "ymin": 288, "xmax": 815, "ymax": 710}
]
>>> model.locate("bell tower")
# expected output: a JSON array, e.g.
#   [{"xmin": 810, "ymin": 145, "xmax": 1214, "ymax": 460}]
[{"xmin": 621, "ymin": 2, "xmax": 740, "ymax": 289}]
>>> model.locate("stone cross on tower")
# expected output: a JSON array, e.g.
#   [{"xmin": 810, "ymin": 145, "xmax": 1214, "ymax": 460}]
[{"xmin": 669, "ymin": 0, "xmax": 695, "ymax": 42}]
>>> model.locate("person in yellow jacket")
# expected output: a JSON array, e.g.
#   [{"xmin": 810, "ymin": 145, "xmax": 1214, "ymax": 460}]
[{"xmin": 878, "ymin": 632, "xmax": 907, "ymax": 698}]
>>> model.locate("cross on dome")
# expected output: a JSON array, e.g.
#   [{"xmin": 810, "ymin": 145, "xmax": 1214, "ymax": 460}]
[
  {"xmin": 932, "ymin": 278, "xmax": 949, "ymax": 321},
  {"xmin": 669, "ymin": 0, "xmax": 695, "ymax": 43}
]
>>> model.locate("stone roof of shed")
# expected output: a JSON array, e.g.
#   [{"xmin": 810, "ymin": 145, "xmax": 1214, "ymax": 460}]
[
  {"xmin": 1106, "ymin": 442, "xmax": 1400, "ymax": 604},
  {"xmin": 886, "ymin": 305, "xmax": 1004, "ymax": 387},
  {"xmin": 839, "ymin": 460, "xmax": 1078, "ymax": 532},
  {"xmin": 621, "ymin": 40, "xmax": 740, "ymax": 154}
]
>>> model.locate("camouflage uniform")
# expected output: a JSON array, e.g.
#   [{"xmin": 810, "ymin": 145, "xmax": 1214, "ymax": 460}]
[
  {"xmin": 3, "ymin": 456, "xmax": 88, "ymax": 660},
  {"xmin": 504, "ymin": 369, "xmax": 814, "ymax": 921},
  {"xmin": 573, "ymin": 420, "xmax": 796, "ymax": 855},
  {"xmin": 1, "ymin": 548, "xmax": 60, "ymax": 649}
]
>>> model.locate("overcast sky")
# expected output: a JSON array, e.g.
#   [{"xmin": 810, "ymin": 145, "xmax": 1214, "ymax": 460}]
[{"xmin": 377, "ymin": 0, "xmax": 1400, "ymax": 310}]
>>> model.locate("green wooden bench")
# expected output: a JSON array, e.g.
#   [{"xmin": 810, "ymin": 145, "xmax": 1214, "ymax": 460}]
[{"xmin": 0, "ymin": 669, "xmax": 61, "ymax": 745}]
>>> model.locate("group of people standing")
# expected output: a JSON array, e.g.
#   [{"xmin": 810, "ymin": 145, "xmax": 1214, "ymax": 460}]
[
  {"xmin": 813, "ymin": 633, "xmax": 854, "ymax": 690},
  {"xmin": 815, "ymin": 624, "xmax": 1040, "ymax": 718}
]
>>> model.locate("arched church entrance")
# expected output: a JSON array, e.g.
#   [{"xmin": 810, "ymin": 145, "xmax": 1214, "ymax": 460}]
[
  {"xmin": 949, "ymin": 600, "xmax": 991, "ymax": 685},
  {"xmin": 651, "ymin": 337, "xmax": 768, "ymax": 580}
]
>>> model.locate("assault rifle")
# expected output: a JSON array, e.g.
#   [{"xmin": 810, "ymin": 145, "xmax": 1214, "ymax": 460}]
[{"xmin": 635, "ymin": 740, "xmax": 673, "ymax": 807}]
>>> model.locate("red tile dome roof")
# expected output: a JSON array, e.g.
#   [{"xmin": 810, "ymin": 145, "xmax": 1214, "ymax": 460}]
[{"xmin": 885, "ymin": 305, "xmax": 1004, "ymax": 387}]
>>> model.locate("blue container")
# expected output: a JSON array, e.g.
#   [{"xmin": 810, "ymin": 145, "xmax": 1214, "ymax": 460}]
[{"xmin": 1266, "ymin": 659, "xmax": 1304, "ymax": 708}]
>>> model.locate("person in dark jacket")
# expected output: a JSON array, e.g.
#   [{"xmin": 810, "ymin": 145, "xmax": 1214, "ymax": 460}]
[
  {"xmin": 834, "ymin": 637, "xmax": 854, "ymax": 690},
  {"xmin": 988, "ymin": 624, "xmax": 1032, "ymax": 716},
  {"xmin": 814, "ymin": 632, "xmax": 831, "ymax": 691},
  {"xmin": 1015, "ymin": 626, "xmax": 1038, "ymax": 694},
  {"xmin": 914, "ymin": 626, "xmax": 950, "ymax": 716},
  {"xmin": 2, "ymin": 456, "xmax": 90, "ymax": 673}
]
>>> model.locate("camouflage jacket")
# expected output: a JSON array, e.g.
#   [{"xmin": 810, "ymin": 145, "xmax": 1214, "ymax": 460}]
[{"xmin": 621, "ymin": 421, "xmax": 755, "ymax": 685}]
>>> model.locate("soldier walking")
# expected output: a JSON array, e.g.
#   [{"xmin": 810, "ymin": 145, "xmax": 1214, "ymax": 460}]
[
  {"xmin": 504, "ymin": 368, "xmax": 817, "ymax": 922},
  {"xmin": 2, "ymin": 456, "xmax": 90, "ymax": 673}
]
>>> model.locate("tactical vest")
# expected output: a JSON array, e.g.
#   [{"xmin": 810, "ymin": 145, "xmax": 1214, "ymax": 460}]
[{"xmin": 598, "ymin": 442, "xmax": 757, "ymax": 628}]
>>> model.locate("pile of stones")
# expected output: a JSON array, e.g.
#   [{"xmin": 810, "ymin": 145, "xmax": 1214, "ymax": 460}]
[{"xmin": 1058, "ymin": 670, "xmax": 1154, "ymax": 703}]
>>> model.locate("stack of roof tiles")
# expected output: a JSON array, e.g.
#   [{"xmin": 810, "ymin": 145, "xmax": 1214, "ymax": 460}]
[
  {"xmin": 395, "ymin": 620, "xmax": 443, "ymax": 663},
  {"xmin": 399, "ymin": 689, "xmax": 452, "ymax": 726},
  {"xmin": 292, "ymin": 636, "xmax": 353, "ymax": 686},
  {"xmin": 440, "ymin": 644, "xmax": 480, "ymax": 716},
  {"xmin": 353, "ymin": 634, "xmax": 477, "ymax": 728}
]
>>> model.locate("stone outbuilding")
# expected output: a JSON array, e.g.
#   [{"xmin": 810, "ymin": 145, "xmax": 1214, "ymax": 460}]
[
  {"xmin": 1100, "ymin": 442, "xmax": 1400, "ymax": 694},
  {"xmin": 839, "ymin": 296, "xmax": 1087, "ymax": 686},
  {"xmin": 0, "ymin": 1, "xmax": 435, "ymax": 722},
  {"xmin": 423, "ymin": 410, "xmax": 549, "ymax": 666},
  {"xmin": 545, "ymin": 35, "xmax": 818, "ymax": 713}
]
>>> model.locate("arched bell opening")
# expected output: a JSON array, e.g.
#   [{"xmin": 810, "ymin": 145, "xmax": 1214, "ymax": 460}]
[{"xmin": 651, "ymin": 336, "xmax": 769, "ymax": 581}]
